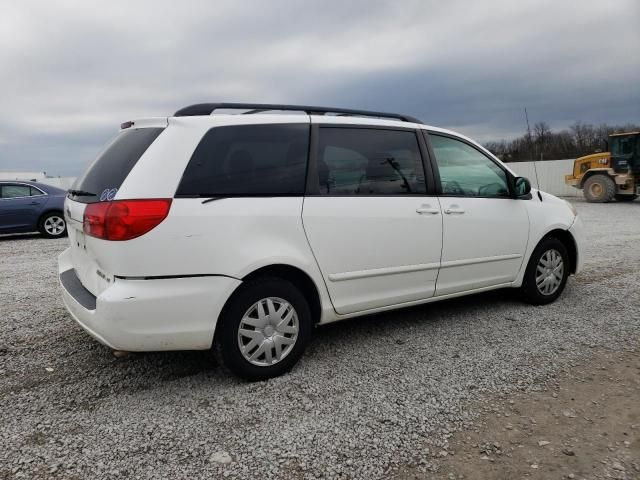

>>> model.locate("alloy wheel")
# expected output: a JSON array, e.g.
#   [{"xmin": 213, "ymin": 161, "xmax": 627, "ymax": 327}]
[{"xmin": 44, "ymin": 216, "xmax": 66, "ymax": 236}]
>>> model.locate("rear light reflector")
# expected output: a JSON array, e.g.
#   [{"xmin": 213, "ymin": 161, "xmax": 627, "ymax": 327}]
[{"xmin": 83, "ymin": 199, "xmax": 172, "ymax": 241}]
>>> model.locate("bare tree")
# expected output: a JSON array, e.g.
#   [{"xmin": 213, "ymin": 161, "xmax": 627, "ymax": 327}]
[
  {"xmin": 533, "ymin": 122, "xmax": 551, "ymax": 159},
  {"xmin": 483, "ymin": 121, "xmax": 640, "ymax": 162}
]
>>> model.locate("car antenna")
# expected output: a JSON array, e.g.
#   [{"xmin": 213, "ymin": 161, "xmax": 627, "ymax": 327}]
[{"xmin": 524, "ymin": 107, "xmax": 543, "ymax": 200}]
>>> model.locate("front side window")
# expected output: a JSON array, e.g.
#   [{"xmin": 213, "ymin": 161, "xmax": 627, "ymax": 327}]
[
  {"xmin": 429, "ymin": 134, "xmax": 510, "ymax": 197},
  {"xmin": 1, "ymin": 184, "xmax": 32, "ymax": 198},
  {"xmin": 177, "ymin": 124, "xmax": 309, "ymax": 196},
  {"xmin": 316, "ymin": 127, "xmax": 426, "ymax": 195}
]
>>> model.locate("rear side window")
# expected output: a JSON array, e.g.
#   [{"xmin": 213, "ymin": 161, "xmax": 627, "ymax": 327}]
[
  {"xmin": 71, "ymin": 128, "xmax": 164, "ymax": 203},
  {"xmin": 315, "ymin": 127, "xmax": 426, "ymax": 195},
  {"xmin": 176, "ymin": 124, "xmax": 309, "ymax": 197},
  {"xmin": 1, "ymin": 184, "xmax": 31, "ymax": 198}
]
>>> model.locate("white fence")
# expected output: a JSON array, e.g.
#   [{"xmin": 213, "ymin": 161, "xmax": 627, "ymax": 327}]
[
  {"xmin": 0, "ymin": 172, "xmax": 76, "ymax": 190},
  {"xmin": 39, "ymin": 177, "xmax": 77, "ymax": 190},
  {"xmin": 507, "ymin": 159, "xmax": 579, "ymax": 197}
]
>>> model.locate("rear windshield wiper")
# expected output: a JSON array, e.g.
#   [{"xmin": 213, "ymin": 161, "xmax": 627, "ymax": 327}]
[
  {"xmin": 201, "ymin": 196, "xmax": 229, "ymax": 204},
  {"xmin": 68, "ymin": 189, "xmax": 97, "ymax": 197}
]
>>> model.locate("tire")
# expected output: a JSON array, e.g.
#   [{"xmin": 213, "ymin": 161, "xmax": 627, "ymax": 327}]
[
  {"xmin": 615, "ymin": 194, "xmax": 637, "ymax": 202},
  {"xmin": 519, "ymin": 236, "xmax": 570, "ymax": 305},
  {"xmin": 38, "ymin": 212, "xmax": 67, "ymax": 238},
  {"xmin": 215, "ymin": 276, "xmax": 312, "ymax": 381},
  {"xmin": 583, "ymin": 174, "xmax": 616, "ymax": 203}
]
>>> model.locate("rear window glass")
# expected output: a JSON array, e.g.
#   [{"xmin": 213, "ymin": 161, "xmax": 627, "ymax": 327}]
[
  {"xmin": 71, "ymin": 127, "xmax": 164, "ymax": 203},
  {"xmin": 176, "ymin": 124, "xmax": 309, "ymax": 197}
]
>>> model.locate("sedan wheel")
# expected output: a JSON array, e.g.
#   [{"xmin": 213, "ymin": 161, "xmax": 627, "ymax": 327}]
[{"xmin": 39, "ymin": 213, "xmax": 67, "ymax": 238}]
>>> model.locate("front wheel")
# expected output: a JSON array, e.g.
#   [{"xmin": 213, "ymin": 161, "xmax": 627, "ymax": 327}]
[
  {"xmin": 215, "ymin": 277, "xmax": 312, "ymax": 381},
  {"xmin": 583, "ymin": 174, "xmax": 615, "ymax": 203},
  {"xmin": 519, "ymin": 237, "xmax": 570, "ymax": 305},
  {"xmin": 39, "ymin": 212, "xmax": 67, "ymax": 238}
]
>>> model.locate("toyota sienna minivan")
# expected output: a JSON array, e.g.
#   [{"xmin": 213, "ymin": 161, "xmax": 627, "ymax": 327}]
[{"xmin": 59, "ymin": 103, "xmax": 584, "ymax": 380}]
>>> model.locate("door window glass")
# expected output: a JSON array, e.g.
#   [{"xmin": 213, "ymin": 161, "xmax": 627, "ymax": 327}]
[
  {"xmin": 430, "ymin": 134, "xmax": 510, "ymax": 197},
  {"xmin": 316, "ymin": 127, "xmax": 426, "ymax": 195}
]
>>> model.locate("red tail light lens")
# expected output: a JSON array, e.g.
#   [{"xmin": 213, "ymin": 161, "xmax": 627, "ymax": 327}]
[{"xmin": 83, "ymin": 199, "xmax": 172, "ymax": 241}]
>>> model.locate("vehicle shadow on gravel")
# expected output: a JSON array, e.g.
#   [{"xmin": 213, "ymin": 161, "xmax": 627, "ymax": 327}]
[
  {"xmin": 90, "ymin": 288, "xmax": 519, "ymax": 387},
  {"xmin": 49, "ymin": 288, "xmax": 518, "ymax": 396},
  {"xmin": 311, "ymin": 288, "xmax": 516, "ymax": 346}
]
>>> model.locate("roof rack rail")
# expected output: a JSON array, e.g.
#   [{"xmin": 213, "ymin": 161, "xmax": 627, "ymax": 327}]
[{"xmin": 173, "ymin": 102, "xmax": 422, "ymax": 124}]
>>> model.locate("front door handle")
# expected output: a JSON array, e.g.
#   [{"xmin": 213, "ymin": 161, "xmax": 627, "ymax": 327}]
[
  {"xmin": 416, "ymin": 205, "xmax": 440, "ymax": 215},
  {"xmin": 444, "ymin": 205, "xmax": 465, "ymax": 215}
]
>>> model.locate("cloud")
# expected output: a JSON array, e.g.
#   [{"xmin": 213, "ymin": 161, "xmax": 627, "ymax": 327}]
[{"xmin": 0, "ymin": 0, "xmax": 638, "ymax": 175}]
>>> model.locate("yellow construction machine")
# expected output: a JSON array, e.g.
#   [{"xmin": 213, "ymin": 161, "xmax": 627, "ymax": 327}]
[{"xmin": 565, "ymin": 132, "xmax": 640, "ymax": 202}]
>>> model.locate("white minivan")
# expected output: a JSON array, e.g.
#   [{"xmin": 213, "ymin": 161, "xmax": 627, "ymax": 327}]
[{"xmin": 59, "ymin": 103, "xmax": 584, "ymax": 380}]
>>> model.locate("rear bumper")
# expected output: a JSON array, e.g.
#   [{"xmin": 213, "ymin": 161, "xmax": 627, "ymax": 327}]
[{"xmin": 58, "ymin": 248, "xmax": 241, "ymax": 351}]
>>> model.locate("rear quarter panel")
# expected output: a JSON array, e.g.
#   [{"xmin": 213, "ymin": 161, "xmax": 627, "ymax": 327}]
[
  {"xmin": 81, "ymin": 197, "xmax": 334, "ymax": 319},
  {"xmin": 42, "ymin": 194, "xmax": 66, "ymax": 213}
]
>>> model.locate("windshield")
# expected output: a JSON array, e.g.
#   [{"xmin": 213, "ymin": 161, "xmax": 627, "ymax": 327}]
[{"xmin": 610, "ymin": 135, "xmax": 637, "ymax": 157}]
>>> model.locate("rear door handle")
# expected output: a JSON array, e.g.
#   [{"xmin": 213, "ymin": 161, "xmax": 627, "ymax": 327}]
[
  {"xmin": 30, "ymin": 201, "xmax": 41, "ymax": 205},
  {"xmin": 416, "ymin": 205, "xmax": 440, "ymax": 215},
  {"xmin": 444, "ymin": 205, "xmax": 465, "ymax": 215}
]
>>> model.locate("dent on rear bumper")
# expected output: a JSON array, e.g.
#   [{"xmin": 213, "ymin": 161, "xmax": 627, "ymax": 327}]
[{"xmin": 58, "ymin": 248, "xmax": 241, "ymax": 351}]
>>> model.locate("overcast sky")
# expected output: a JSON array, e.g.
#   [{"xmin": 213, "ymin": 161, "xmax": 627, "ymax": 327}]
[{"xmin": 1, "ymin": 0, "xmax": 638, "ymax": 176}]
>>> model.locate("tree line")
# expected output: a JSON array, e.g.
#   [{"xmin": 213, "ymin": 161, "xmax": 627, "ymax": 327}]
[{"xmin": 483, "ymin": 122, "xmax": 640, "ymax": 162}]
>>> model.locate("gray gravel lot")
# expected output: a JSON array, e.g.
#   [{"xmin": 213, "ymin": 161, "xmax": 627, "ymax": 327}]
[{"xmin": 1, "ymin": 199, "xmax": 639, "ymax": 479}]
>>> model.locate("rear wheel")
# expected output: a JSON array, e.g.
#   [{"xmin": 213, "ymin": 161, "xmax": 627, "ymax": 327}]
[
  {"xmin": 583, "ymin": 174, "xmax": 616, "ymax": 203},
  {"xmin": 519, "ymin": 237, "xmax": 570, "ymax": 305},
  {"xmin": 215, "ymin": 277, "xmax": 312, "ymax": 381},
  {"xmin": 39, "ymin": 212, "xmax": 67, "ymax": 238},
  {"xmin": 615, "ymin": 194, "xmax": 637, "ymax": 202}
]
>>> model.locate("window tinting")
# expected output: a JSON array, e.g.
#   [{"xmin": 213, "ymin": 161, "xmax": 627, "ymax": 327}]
[
  {"xmin": 177, "ymin": 124, "xmax": 309, "ymax": 196},
  {"xmin": 430, "ymin": 134, "xmax": 510, "ymax": 197},
  {"xmin": 316, "ymin": 128, "xmax": 426, "ymax": 195},
  {"xmin": 71, "ymin": 128, "xmax": 164, "ymax": 203},
  {"xmin": 1, "ymin": 184, "xmax": 31, "ymax": 198}
]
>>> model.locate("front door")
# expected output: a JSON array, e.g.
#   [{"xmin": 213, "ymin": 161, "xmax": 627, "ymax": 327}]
[
  {"xmin": 426, "ymin": 133, "xmax": 530, "ymax": 296},
  {"xmin": 302, "ymin": 125, "xmax": 443, "ymax": 315}
]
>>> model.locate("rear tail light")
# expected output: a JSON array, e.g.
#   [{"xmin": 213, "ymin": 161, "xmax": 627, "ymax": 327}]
[{"xmin": 83, "ymin": 199, "xmax": 172, "ymax": 241}]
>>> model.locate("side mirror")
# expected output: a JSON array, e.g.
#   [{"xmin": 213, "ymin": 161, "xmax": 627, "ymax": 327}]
[{"xmin": 514, "ymin": 177, "xmax": 531, "ymax": 198}]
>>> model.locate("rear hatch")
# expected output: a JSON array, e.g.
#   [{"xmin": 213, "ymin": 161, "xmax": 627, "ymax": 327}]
[{"xmin": 66, "ymin": 122, "xmax": 166, "ymax": 296}]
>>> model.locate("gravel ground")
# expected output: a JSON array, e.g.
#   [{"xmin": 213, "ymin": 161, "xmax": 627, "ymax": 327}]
[{"xmin": 1, "ymin": 199, "xmax": 639, "ymax": 479}]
